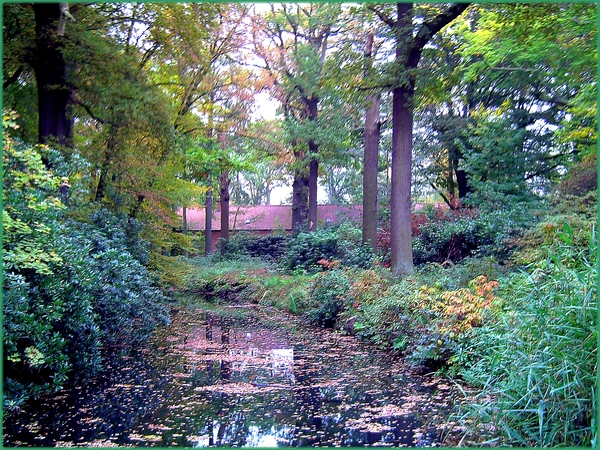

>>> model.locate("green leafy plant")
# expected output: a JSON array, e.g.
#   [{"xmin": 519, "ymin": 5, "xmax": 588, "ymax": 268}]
[
  {"xmin": 305, "ymin": 269, "xmax": 351, "ymax": 327},
  {"xmin": 455, "ymin": 233, "xmax": 597, "ymax": 446}
]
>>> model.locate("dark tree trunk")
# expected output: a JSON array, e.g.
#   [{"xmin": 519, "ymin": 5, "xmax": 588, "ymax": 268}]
[
  {"xmin": 389, "ymin": 3, "xmax": 418, "ymax": 277},
  {"xmin": 94, "ymin": 126, "xmax": 119, "ymax": 202},
  {"xmin": 362, "ymin": 32, "xmax": 381, "ymax": 252},
  {"xmin": 308, "ymin": 155, "xmax": 318, "ymax": 232},
  {"xmin": 291, "ymin": 169, "xmax": 309, "ymax": 233},
  {"xmin": 32, "ymin": 3, "xmax": 72, "ymax": 147},
  {"xmin": 307, "ymin": 97, "xmax": 319, "ymax": 232},
  {"xmin": 390, "ymin": 84, "xmax": 415, "ymax": 277},
  {"xmin": 373, "ymin": 2, "xmax": 470, "ymax": 277},
  {"xmin": 220, "ymin": 169, "xmax": 230, "ymax": 242},
  {"xmin": 456, "ymin": 167, "xmax": 471, "ymax": 200},
  {"xmin": 205, "ymin": 178, "xmax": 213, "ymax": 255}
]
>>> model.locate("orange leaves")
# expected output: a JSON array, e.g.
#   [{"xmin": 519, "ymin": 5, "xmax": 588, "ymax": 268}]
[
  {"xmin": 317, "ymin": 259, "xmax": 341, "ymax": 270},
  {"xmin": 434, "ymin": 276, "xmax": 499, "ymax": 334},
  {"xmin": 412, "ymin": 276, "xmax": 500, "ymax": 335}
]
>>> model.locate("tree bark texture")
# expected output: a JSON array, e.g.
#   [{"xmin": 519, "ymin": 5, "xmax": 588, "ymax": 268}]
[
  {"xmin": 307, "ymin": 96, "xmax": 320, "ymax": 232},
  {"xmin": 205, "ymin": 181, "xmax": 213, "ymax": 255},
  {"xmin": 308, "ymin": 156, "xmax": 318, "ymax": 232},
  {"xmin": 291, "ymin": 170, "xmax": 309, "ymax": 233},
  {"xmin": 390, "ymin": 85, "xmax": 415, "ymax": 277},
  {"xmin": 382, "ymin": 2, "xmax": 470, "ymax": 277},
  {"xmin": 362, "ymin": 32, "xmax": 381, "ymax": 252},
  {"xmin": 32, "ymin": 3, "xmax": 72, "ymax": 147},
  {"xmin": 220, "ymin": 169, "xmax": 230, "ymax": 242}
]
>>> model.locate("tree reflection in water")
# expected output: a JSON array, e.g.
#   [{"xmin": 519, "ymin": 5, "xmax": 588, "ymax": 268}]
[{"xmin": 3, "ymin": 306, "xmax": 464, "ymax": 447}]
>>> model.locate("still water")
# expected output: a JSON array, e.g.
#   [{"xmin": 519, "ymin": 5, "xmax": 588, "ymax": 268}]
[{"xmin": 4, "ymin": 305, "xmax": 464, "ymax": 447}]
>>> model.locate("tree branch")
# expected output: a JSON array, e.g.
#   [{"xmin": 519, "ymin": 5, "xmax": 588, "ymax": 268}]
[
  {"xmin": 3, "ymin": 66, "xmax": 24, "ymax": 90},
  {"xmin": 367, "ymin": 5, "xmax": 396, "ymax": 28},
  {"xmin": 414, "ymin": 3, "xmax": 471, "ymax": 50}
]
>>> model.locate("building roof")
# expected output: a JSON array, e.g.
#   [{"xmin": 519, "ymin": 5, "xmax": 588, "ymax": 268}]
[{"xmin": 182, "ymin": 204, "xmax": 363, "ymax": 232}]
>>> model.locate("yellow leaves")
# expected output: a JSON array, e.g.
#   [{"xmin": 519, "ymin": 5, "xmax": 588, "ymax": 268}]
[
  {"xmin": 412, "ymin": 276, "xmax": 500, "ymax": 335},
  {"xmin": 24, "ymin": 346, "xmax": 46, "ymax": 368}
]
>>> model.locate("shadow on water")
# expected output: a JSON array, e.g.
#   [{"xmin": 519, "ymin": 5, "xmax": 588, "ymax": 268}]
[{"xmin": 4, "ymin": 305, "xmax": 464, "ymax": 447}]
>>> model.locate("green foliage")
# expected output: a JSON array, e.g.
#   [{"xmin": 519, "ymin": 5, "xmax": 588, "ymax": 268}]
[
  {"xmin": 3, "ymin": 210, "xmax": 171, "ymax": 411},
  {"xmin": 345, "ymin": 271, "xmax": 501, "ymax": 370},
  {"xmin": 217, "ymin": 233, "xmax": 291, "ymax": 261},
  {"xmin": 305, "ymin": 270, "xmax": 351, "ymax": 327},
  {"xmin": 455, "ymin": 234, "xmax": 596, "ymax": 446},
  {"xmin": 2, "ymin": 117, "xmax": 170, "ymax": 411},
  {"xmin": 282, "ymin": 224, "xmax": 374, "ymax": 273},
  {"xmin": 413, "ymin": 205, "xmax": 532, "ymax": 265},
  {"xmin": 3, "ymin": 113, "xmax": 65, "ymax": 275}
]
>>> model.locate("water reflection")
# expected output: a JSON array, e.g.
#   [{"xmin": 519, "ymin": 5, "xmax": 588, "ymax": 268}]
[{"xmin": 3, "ymin": 307, "xmax": 462, "ymax": 447}]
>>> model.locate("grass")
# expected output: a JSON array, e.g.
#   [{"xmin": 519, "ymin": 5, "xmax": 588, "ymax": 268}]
[{"xmin": 454, "ymin": 237, "xmax": 597, "ymax": 447}]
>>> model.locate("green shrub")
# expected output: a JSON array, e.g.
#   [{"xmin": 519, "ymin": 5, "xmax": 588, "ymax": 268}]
[
  {"xmin": 2, "ymin": 117, "xmax": 170, "ymax": 411},
  {"xmin": 217, "ymin": 233, "xmax": 290, "ymax": 260},
  {"xmin": 3, "ymin": 211, "xmax": 172, "ymax": 411},
  {"xmin": 412, "ymin": 205, "xmax": 533, "ymax": 265},
  {"xmin": 305, "ymin": 269, "xmax": 351, "ymax": 327},
  {"xmin": 282, "ymin": 229, "xmax": 340, "ymax": 272},
  {"xmin": 282, "ymin": 224, "xmax": 374, "ymax": 273},
  {"xmin": 455, "ymin": 235, "xmax": 597, "ymax": 446}
]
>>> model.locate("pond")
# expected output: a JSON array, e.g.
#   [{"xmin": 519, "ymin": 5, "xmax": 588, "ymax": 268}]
[{"xmin": 4, "ymin": 304, "xmax": 466, "ymax": 447}]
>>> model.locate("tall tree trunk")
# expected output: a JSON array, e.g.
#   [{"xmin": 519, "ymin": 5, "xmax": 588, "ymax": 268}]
[
  {"xmin": 291, "ymin": 169, "xmax": 308, "ymax": 233},
  {"xmin": 307, "ymin": 97, "xmax": 319, "ymax": 232},
  {"xmin": 220, "ymin": 169, "xmax": 230, "ymax": 242},
  {"xmin": 390, "ymin": 85, "xmax": 415, "ymax": 277},
  {"xmin": 308, "ymin": 154, "xmax": 318, "ymax": 232},
  {"xmin": 362, "ymin": 32, "xmax": 381, "ymax": 252},
  {"xmin": 372, "ymin": 2, "xmax": 470, "ymax": 277},
  {"xmin": 205, "ymin": 180, "xmax": 213, "ymax": 255},
  {"xmin": 32, "ymin": 3, "xmax": 72, "ymax": 147},
  {"xmin": 389, "ymin": 3, "xmax": 418, "ymax": 277}
]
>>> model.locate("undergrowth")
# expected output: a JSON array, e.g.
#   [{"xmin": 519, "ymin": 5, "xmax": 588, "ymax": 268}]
[{"xmin": 181, "ymin": 193, "xmax": 596, "ymax": 447}]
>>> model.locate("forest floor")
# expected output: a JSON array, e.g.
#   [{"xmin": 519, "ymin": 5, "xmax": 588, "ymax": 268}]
[{"xmin": 4, "ymin": 300, "xmax": 478, "ymax": 447}]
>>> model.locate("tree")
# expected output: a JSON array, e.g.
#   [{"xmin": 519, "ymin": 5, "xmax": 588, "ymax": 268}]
[
  {"xmin": 414, "ymin": 3, "xmax": 596, "ymax": 209},
  {"xmin": 253, "ymin": 3, "xmax": 347, "ymax": 232},
  {"xmin": 369, "ymin": 3, "xmax": 470, "ymax": 277},
  {"xmin": 362, "ymin": 32, "xmax": 382, "ymax": 251}
]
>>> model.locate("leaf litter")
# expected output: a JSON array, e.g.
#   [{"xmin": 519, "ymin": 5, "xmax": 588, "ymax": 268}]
[{"xmin": 3, "ymin": 303, "xmax": 471, "ymax": 447}]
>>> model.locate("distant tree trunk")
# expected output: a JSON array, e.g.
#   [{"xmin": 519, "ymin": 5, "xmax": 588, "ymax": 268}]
[
  {"xmin": 307, "ymin": 97, "xmax": 319, "ymax": 232},
  {"xmin": 219, "ymin": 133, "xmax": 230, "ymax": 244},
  {"xmin": 308, "ymin": 156, "xmax": 318, "ymax": 232},
  {"xmin": 291, "ymin": 169, "xmax": 309, "ymax": 233},
  {"xmin": 94, "ymin": 125, "xmax": 119, "ymax": 202},
  {"xmin": 182, "ymin": 206, "xmax": 188, "ymax": 257},
  {"xmin": 220, "ymin": 169, "xmax": 230, "ymax": 242},
  {"xmin": 32, "ymin": 3, "xmax": 72, "ymax": 147},
  {"xmin": 456, "ymin": 166, "xmax": 470, "ymax": 200},
  {"xmin": 205, "ymin": 181, "xmax": 213, "ymax": 255},
  {"xmin": 362, "ymin": 32, "xmax": 381, "ymax": 252}
]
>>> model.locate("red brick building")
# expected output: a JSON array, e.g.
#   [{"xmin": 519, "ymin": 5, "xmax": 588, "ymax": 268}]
[{"xmin": 182, "ymin": 204, "xmax": 362, "ymax": 251}]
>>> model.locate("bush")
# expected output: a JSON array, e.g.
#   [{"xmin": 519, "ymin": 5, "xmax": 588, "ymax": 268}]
[
  {"xmin": 305, "ymin": 270, "xmax": 351, "ymax": 327},
  {"xmin": 282, "ymin": 224, "xmax": 374, "ymax": 273},
  {"xmin": 454, "ymin": 234, "xmax": 597, "ymax": 446},
  {"xmin": 412, "ymin": 205, "xmax": 533, "ymax": 265},
  {"xmin": 217, "ymin": 233, "xmax": 290, "ymax": 260},
  {"xmin": 3, "ymin": 212, "xmax": 171, "ymax": 411},
  {"xmin": 2, "ymin": 119, "xmax": 170, "ymax": 411}
]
